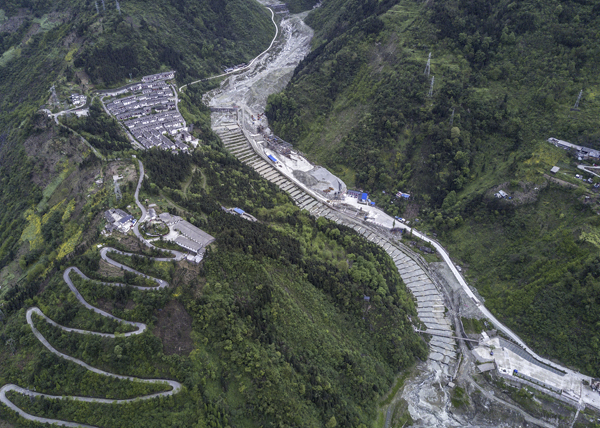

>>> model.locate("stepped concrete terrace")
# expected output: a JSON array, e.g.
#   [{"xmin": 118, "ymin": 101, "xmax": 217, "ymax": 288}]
[{"xmin": 214, "ymin": 121, "xmax": 457, "ymax": 374}]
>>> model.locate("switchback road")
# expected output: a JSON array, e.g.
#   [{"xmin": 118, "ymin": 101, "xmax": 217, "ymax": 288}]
[{"xmin": 0, "ymin": 160, "xmax": 184, "ymax": 427}]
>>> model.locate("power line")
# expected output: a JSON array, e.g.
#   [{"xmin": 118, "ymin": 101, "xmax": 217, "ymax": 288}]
[
  {"xmin": 424, "ymin": 52, "xmax": 431, "ymax": 77},
  {"xmin": 571, "ymin": 89, "xmax": 582, "ymax": 111},
  {"xmin": 428, "ymin": 76, "xmax": 434, "ymax": 98}
]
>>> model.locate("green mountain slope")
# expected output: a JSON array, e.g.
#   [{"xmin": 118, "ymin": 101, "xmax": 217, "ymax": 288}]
[
  {"xmin": 0, "ymin": 1, "xmax": 426, "ymax": 426},
  {"xmin": 0, "ymin": 132, "xmax": 426, "ymax": 428},
  {"xmin": 266, "ymin": 0, "xmax": 600, "ymax": 374}
]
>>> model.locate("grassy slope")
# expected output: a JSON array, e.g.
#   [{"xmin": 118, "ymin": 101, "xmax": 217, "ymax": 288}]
[{"xmin": 266, "ymin": 0, "xmax": 600, "ymax": 374}]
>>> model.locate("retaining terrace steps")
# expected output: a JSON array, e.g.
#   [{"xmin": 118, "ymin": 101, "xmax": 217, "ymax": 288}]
[
  {"xmin": 215, "ymin": 124, "xmax": 457, "ymax": 368},
  {"xmin": 215, "ymin": 127, "xmax": 315, "ymax": 207}
]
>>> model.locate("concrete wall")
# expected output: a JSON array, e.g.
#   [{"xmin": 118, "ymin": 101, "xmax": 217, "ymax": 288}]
[{"xmin": 495, "ymin": 372, "xmax": 579, "ymax": 407}]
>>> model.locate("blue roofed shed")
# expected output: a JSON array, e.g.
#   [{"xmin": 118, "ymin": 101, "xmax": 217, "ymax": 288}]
[{"xmin": 233, "ymin": 208, "xmax": 245, "ymax": 215}]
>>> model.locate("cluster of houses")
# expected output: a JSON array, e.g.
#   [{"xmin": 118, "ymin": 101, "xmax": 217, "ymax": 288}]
[
  {"xmin": 104, "ymin": 208, "xmax": 136, "ymax": 233},
  {"xmin": 142, "ymin": 71, "xmax": 175, "ymax": 82},
  {"xmin": 106, "ymin": 87, "xmax": 175, "ymax": 121},
  {"xmin": 495, "ymin": 190, "xmax": 509, "ymax": 199},
  {"xmin": 222, "ymin": 207, "xmax": 257, "ymax": 222},
  {"xmin": 222, "ymin": 63, "xmax": 247, "ymax": 73},
  {"xmin": 102, "ymin": 71, "xmax": 198, "ymax": 151},
  {"xmin": 124, "ymin": 111, "xmax": 193, "ymax": 151},
  {"xmin": 347, "ymin": 190, "xmax": 376, "ymax": 206},
  {"xmin": 70, "ymin": 93, "xmax": 86, "ymax": 107}
]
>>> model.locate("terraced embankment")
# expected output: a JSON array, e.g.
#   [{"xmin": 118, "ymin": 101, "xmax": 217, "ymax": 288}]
[
  {"xmin": 0, "ymin": 162, "xmax": 183, "ymax": 427},
  {"xmin": 214, "ymin": 124, "xmax": 458, "ymax": 373}
]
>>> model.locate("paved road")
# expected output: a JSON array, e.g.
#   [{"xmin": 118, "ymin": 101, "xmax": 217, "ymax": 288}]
[
  {"xmin": 41, "ymin": 106, "xmax": 89, "ymax": 125},
  {"xmin": 0, "ymin": 160, "xmax": 185, "ymax": 427},
  {"xmin": 178, "ymin": 7, "xmax": 279, "ymax": 92},
  {"xmin": 393, "ymin": 223, "xmax": 589, "ymax": 381},
  {"xmin": 132, "ymin": 160, "xmax": 187, "ymax": 260},
  {"xmin": 578, "ymin": 164, "xmax": 600, "ymax": 178}
]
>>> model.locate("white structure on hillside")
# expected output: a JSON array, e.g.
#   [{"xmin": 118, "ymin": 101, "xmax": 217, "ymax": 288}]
[
  {"xmin": 104, "ymin": 208, "xmax": 135, "ymax": 233},
  {"xmin": 71, "ymin": 94, "xmax": 86, "ymax": 106},
  {"xmin": 142, "ymin": 71, "xmax": 176, "ymax": 82},
  {"xmin": 158, "ymin": 212, "xmax": 215, "ymax": 254}
]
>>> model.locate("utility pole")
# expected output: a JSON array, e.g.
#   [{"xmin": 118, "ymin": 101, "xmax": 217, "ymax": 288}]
[
  {"xmin": 571, "ymin": 89, "xmax": 583, "ymax": 111},
  {"xmin": 450, "ymin": 108, "xmax": 455, "ymax": 126},
  {"xmin": 101, "ymin": 0, "xmax": 105, "ymax": 11},
  {"xmin": 95, "ymin": 1, "xmax": 99, "ymax": 14},
  {"xmin": 424, "ymin": 52, "xmax": 431, "ymax": 77},
  {"xmin": 115, "ymin": 0, "xmax": 121, "ymax": 13},
  {"xmin": 428, "ymin": 76, "xmax": 434, "ymax": 98}
]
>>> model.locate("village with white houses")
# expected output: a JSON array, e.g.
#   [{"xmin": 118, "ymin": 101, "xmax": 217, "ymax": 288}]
[{"xmin": 101, "ymin": 71, "xmax": 198, "ymax": 151}]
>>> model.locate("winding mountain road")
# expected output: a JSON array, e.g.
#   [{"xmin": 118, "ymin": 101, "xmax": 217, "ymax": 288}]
[
  {"xmin": 178, "ymin": 7, "xmax": 279, "ymax": 92},
  {"xmin": 0, "ymin": 159, "xmax": 184, "ymax": 427}
]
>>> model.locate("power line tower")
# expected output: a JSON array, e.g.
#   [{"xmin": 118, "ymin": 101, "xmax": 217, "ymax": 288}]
[
  {"xmin": 449, "ymin": 108, "xmax": 455, "ymax": 126},
  {"xmin": 571, "ymin": 89, "xmax": 583, "ymax": 111},
  {"xmin": 115, "ymin": 0, "xmax": 121, "ymax": 13},
  {"xmin": 428, "ymin": 76, "xmax": 434, "ymax": 98},
  {"xmin": 95, "ymin": 1, "xmax": 99, "ymax": 13},
  {"xmin": 424, "ymin": 52, "xmax": 431, "ymax": 77},
  {"xmin": 101, "ymin": 0, "xmax": 105, "ymax": 11}
]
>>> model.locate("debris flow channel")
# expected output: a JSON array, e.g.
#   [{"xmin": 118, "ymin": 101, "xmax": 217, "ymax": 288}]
[{"xmin": 204, "ymin": 5, "xmax": 466, "ymax": 426}]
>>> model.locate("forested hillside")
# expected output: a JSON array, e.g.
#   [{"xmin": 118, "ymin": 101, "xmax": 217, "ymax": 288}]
[
  {"xmin": 0, "ymin": 1, "xmax": 428, "ymax": 424},
  {"xmin": 0, "ymin": 122, "xmax": 426, "ymax": 427},
  {"xmin": 266, "ymin": 0, "xmax": 600, "ymax": 375}
]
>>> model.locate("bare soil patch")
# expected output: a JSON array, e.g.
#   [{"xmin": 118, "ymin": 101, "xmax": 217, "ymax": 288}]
[
  {"xmin": 543, "ymin": 174, "xmax": 578, "ymax": 189},
  {"xmin": 153, "ymin": 300, "xmax": 193, "ymax": 356},
  {"xmin": 488, "ymin": 180, "xmax": 549, "ymax": 206},
  {"xmin": 117, "ymin": 235, "xmax": 149, "ymax": 253},
  {"xmin": 96, "ymin": 297, "xmax": 135, "ymax": 314},
  {"xmin": 0, "ymin": 12, "xmax": 27, "ymax": 33},
  {"xmin": 106, "ymin": 161, "xmax": 137, "ymax": 184},
  {"xmin": 98, "ymin": 259, "xmax": 124, "ymax": 278}
]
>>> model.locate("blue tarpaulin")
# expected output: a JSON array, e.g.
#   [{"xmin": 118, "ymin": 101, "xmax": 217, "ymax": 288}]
[{"xmin": 267, "ymin": 155, "xmax": 278, "ymax": 162}]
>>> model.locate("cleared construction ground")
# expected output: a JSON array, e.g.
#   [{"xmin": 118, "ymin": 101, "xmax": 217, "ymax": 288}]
[{"xmin": 214, "ymin": 122, "xmax": 457, "ymax": 373}]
